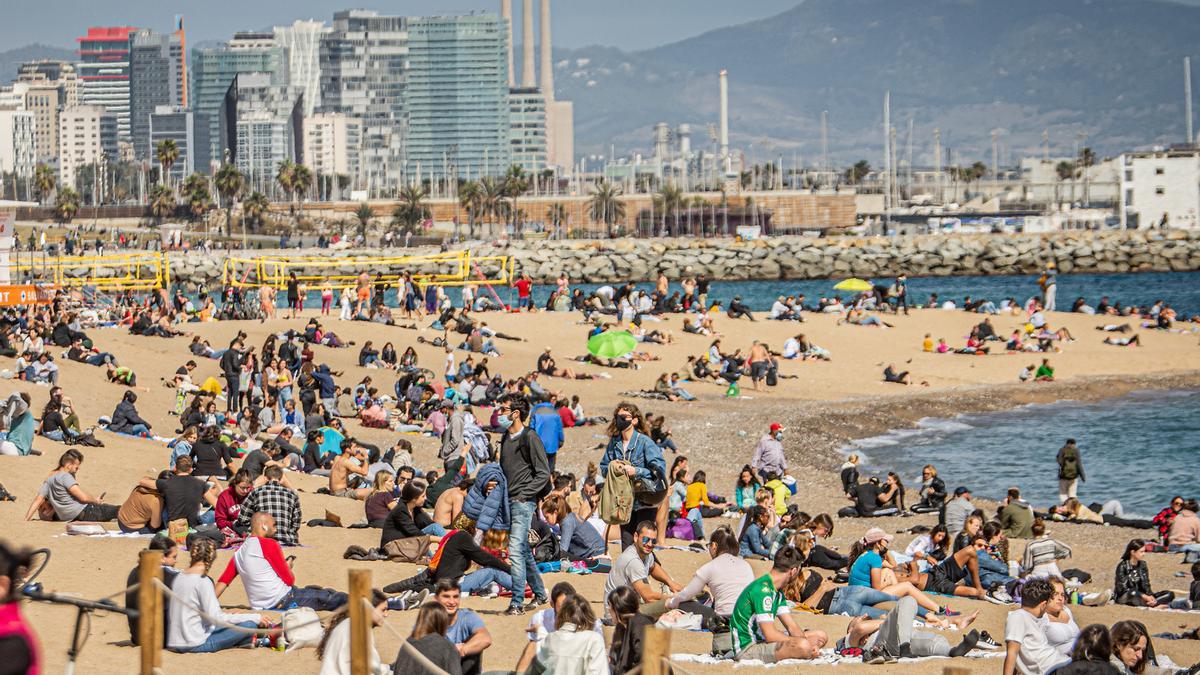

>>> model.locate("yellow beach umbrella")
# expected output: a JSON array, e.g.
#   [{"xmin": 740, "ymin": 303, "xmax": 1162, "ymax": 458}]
[{"xmin": 833, "ymin": 278, "xmax": 874, "ymax": 292}]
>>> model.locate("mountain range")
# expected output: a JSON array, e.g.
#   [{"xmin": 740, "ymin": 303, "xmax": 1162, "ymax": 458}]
[{"xmin": 5, "ymin": 0, "xmax": 1200, "ymax": 167}]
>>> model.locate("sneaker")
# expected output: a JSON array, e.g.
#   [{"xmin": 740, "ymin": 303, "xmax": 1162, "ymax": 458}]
[
  {"xmin": 525, "ymin": 594, "xmax": 549, "ymax": 610},
  {"xmin": 976, "ymin": 631, "xmax": 1001, "ymax": 650},
  {"xmin": 938, "ymin": 607, "xmax": 961, "ymax": 617},
  {"xmin": 402, "ymin": 589, "xmax": 430, "ymax": 611},
  {"xmin": 863, "ymin": 644, "xmax": 897, "ymax": 664},
  {"xmin": 504, "ymin": 604, "xmax": 525, "ymax": 616},
  {"xmin": 986, "ymin": 587, "xmax": 1013, "ymax": 605},
  {"xmin": 483, "ymin": 582, "xmax": 501, "ymax": 599}
]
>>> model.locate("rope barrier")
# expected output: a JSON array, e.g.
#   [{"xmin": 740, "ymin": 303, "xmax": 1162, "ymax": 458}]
[{"xmin": 368, "ymin": 598, "xmax": 451, "ymax": 675}]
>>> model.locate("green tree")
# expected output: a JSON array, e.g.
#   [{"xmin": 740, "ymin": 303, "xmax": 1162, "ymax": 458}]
[
  {"xmin": 478, "ymin": 177, "xmax": 508, "ymax": 237},
  {"xmin": 588, "ymin": 179, "xmax": 626, "ymax": 238},
  {"xmin": 155, "ymin": 139, "xmax": 180, "ymax": 191},
  {"xmin": 458, "ymin": 180, "xmax": 482, "ymax": 239},
  {"xmin": 546, "ymin": 202, "xmax": 568, "ymax": 235},
  {"xmin": 54, "ymin": 187, "xmax": 80, "ymax": 224},
  {"xmin": 654, "ymin": 183, "xmax": 685, "ymax": 235},
  {"xmin": 392, "ymin": 185, "xmax": 431, "ymax": 235},
  {"xmin": 242, "ymin": 191, "xmax": 270, "ymax": 232},
  {"xmin": 214, "ymin": 163, "xmax": 245, "ymax": 237},
  {"xmin": 843, "ymin": 160, "xmax": 871, "ymax": 185},
  {"xmin": 34, "ymin": 164, "xmax": 55, "ymax": 205},
  {"xmin": 181, "ymin": 173, "xmax": 213, "ymax": 223},
  {"xmin": 503, "ymin": 165, "xmax": 529, "ymax": 233},
  {"xmin": 353, "ymin": 202, "xmax": 373, "ymax": 240},
  {"xmin": 290, "ymin": 163, "xmax": 313, "ymax": 226},
  {"xmin": 148, "ymin": 184, "xmax": 175, "ymax": 226}
]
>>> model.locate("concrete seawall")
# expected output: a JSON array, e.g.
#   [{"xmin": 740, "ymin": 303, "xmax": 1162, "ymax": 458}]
[{"xmin": 154, "ymin": 230, "xmax": 1200, "ymax": 290}]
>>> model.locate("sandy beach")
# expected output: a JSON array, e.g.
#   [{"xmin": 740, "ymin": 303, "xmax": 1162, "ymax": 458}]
[{"xmin": 3, "ymin": 304, "xmax": 1199, "ymax": 673}]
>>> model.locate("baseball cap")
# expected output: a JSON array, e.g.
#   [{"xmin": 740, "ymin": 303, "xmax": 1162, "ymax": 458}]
[
  {"xmin": 769, "ymin": 423, "xmax": 785, "ymax": 433},
  {"xmin": 954, "ymin": 486, "xmax": 971, "ymax": 497},
  {"xmin": 861, "ymin": 528, "xmax": 894, "ymax": 546}
]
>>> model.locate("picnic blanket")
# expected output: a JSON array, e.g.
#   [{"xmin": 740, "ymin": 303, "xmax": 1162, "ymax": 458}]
[{"xmin": 671, "ymin": 647, "xmax": 1005, "ymax": 668}]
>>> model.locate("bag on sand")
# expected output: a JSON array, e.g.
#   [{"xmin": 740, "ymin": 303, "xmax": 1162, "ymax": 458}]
[
  {"xmin": 383, "ymin": 536, "xmax": 432, "ymax": 563},
  {"xmin": 282, "ymin": 607, "xmax": 323, "ymax": 651},
  {"xmin": 599, "ymin": 461, "xmax": 635, "ymax": 525}
]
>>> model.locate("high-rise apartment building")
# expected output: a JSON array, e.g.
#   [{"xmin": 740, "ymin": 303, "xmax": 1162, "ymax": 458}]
[
  {"xmin": 76, "ymin": 26, "xmax": 138, "ymax": 142},
  {"xmin": 16, "ymin": 61, "xmax": 78, "ymax": 163},
  {"xmin": 129, "ymin": 26, "xmax": 186, "ymax": 160},
  {"xmin": 274, "ymin": 20, "xmax": 328, "ymax": 117},
  {"xmin": 220, "ymin": 73, "xmax": 304, "ymax": 194},
  {"xmin": 405, "ymin": 14, "xmax": 512, "ymax": 179},
  {"xmin": 149, "ymin": 106, "xmax": 211, "ymax": 183},
  {"xmin": 509, "ymin": 87, "xmax": 546, "ymax": 174},
  {"xmin": 190, "ymin": 38, "xmax": 287, "ymax": 167},
  {"xmin": 305, "ymin": 112, "xmax": 361, "ymax": 187},
  {"xmin": 58, "ymin": 105, "xmax": 117, "ymax": 188},
  {"xmin": 0, "ymin": 107, "xmax": 35, "ymax": 179},
  {"xmin": 320, "ymin": 10, "xmax": 408, "ymax": 192}
]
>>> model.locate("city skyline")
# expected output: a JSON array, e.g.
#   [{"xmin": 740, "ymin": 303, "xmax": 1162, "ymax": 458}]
[{"xmin": 0, "ymin": 1, "xmax": 804, "ymax": 53}]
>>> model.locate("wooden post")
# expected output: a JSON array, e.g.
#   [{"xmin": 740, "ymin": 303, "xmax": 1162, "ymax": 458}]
[
  {"xmin": 349, "ymin": 568, "xmax": 372, "ymax": 675},
  {"xmin": 137, "ymin": 550, "xmax": 163, "ymax": 675},
  {"xmin": 642, "ymin": 626, "xmax": 672, "ymax": 675}
]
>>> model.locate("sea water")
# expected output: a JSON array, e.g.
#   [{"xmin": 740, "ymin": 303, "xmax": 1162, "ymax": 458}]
[{"xmin": 841, "ymin": 389, "xmax": 1200, "ymax": 515}]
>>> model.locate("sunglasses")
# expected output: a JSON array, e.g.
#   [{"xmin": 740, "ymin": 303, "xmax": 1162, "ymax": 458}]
[{"xmin": 640, "ymin": 536, "xmax": 657, "ymax": 545}]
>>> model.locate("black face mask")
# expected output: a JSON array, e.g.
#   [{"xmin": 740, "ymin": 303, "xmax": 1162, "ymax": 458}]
[{"xmin": 615, "ymin": 416, "xmax": 633, "ymax": 432}]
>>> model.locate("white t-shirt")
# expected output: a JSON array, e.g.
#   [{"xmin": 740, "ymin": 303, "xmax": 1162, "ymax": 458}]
[
  {"xmin": 526, "ymin": 607, "xmax": 604, "ymax": 646},
  {"xmin": 1039, "ymin": 608, "xmax": 1080, "ymax": 657},
  {"xmin": 1004, "ymin": 609, "xmax": 1069, "ymax": 674},
  {"xmin": 782, "ymin": 338, "xmax": 801, "ymax": 359}
]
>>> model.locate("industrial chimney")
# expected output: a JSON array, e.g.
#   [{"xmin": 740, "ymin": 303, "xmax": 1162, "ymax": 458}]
[
  {"xmin": 539, "ymin": 0, "xmax": 554, "ymax": 99},
  {"xmin": 502, "ymin": 0, "xmax": 514, "ymax": 87},
  {"xmin": 719, "ymin": 70, "xmax": 730, "ymax": 167},
  {"xmin": 522, "ymin": 0, "xmax": 536, "ymax": 87}
]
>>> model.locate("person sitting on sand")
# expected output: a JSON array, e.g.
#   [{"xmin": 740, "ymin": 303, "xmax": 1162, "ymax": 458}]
[
  {"xmin": 882, "ymin": 363, "xmax": 911, "ymax": 384},
  {"xmin": 911, "ymin": 465, "xmax": 946, "ymax": 513},
  {"xmin": 837, "ymin": 596, "xmax": 982, "ymax": 663},
  {"xmin": 24, "ymin": 449, "xmax": 120, "ymax": 522},
  {"xmin": 727, "ymin": 546, "xmax": 826, "ymax": 663},
  {"xmin": 844, "ymin": 528, "xmax": 959, "ymax": 616},
  {"xmin": 1001, "ymin": 577, "xmax": 1069, "ymax": 675},
  {"xmin": 328, "ymin": 440, "xmax": 371, "ymax": 500},
  {"xmin": 215, "ymin": 512, "xmax": 349, "ymax": 611},
  {"xmin": 1103, "ymin": 334, "xmax": 1141, "ymax": 347},
  {"xmin": 726, "ymin": 295, "xmax": 755, "ymax": 321},
  {"xmin": 1035, "ymin": 358, "xmax": 1055, "ymax": 382},
  {"xmin": 905, "ymin": 531, "xmax": 999, "ymax": 602}
]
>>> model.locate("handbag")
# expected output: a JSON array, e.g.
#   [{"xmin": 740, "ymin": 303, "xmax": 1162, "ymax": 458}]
[
  {"xmin": 281, "ymin": 607, "xmax": 323, "ymax": 651},
  {"xmin": 383, "ymin": 536, "xmax": 432, "ymax": 564}
]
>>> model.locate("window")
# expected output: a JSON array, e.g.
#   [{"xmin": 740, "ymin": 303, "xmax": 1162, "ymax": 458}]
[
  {"xmin": 1125, "ymin": 189, "xmax": 1134, "ymax": 206},
  {"xmin": 1155, "ymin": 187, "xmax": 1166, "ymax": 195},
  {"xmin": 1155, "ymin": 167, "xmax": 1165, "ymax": 175}
]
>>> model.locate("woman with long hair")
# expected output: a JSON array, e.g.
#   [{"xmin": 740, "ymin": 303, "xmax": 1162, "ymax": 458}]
[
  {"xmin": 530, "ymin": 594, "xmax": 608, "ymax": 674},
  {"xmin": 167, "ymin": 538, "xmax": 272, "ymax": 652},
  {"xmin": 802, "ymin": 514, "xmax": 849, "ymax": 571},
  {"xmin": 878, "ymin": 472, "xmax": 905, "ymax": 511},
  {"xmin": 904, "ymin": 524, "xmax": 950, "ymax": 564},
  {"xmin": 317, "ymin": 590, "xmax": 389, "ymax": 675},
  {"xmin": 598, "ymin": 401, "xmax": 667, "ymax": 547},
  {"xmin": 733, "ymin": 464, "xmax": 760, "ymax": 512},
  {"xmin": 1114, "ymin": 540, "xmax": 1174, "ymax": 607},
  {"xmin": 364, "ymin": 472, "xmax": 398, "ymax": 527},
  {"xmin": 214, "ymin": 469, "xmax": 254, "ymax": 532},
  {"xmin": 608, "ymin": 586, "xmax": 654, "ymax": 674},
  {"xmin": 391, "ymin": 602, "xmax": 461, "ymax": 674},
  {"xmin": 667, "ymin": 526, "xmax": 755, "ymax": 621}
]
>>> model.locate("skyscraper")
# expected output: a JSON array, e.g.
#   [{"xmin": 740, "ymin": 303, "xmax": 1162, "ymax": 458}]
[
  {"xmin": 16, "ymin": 61, "xmax": 78, "ymax": 163},
  {"xmin": 76, "ymin": 26, "xmax": 138, "ymax": 142},
  {"xmin": 405, "ymin": 14, "xmax": 511, "ymax": 180},
  {"xmin": 148, "ymin": 106, "xmax": 211, "ymax": 183},
  {"xmin": 274, "ymin": 20, "xmax": 329, "ymax": 117},
  {"xmin": 190, "ymin": 37, "xmax": 287, "ymax": 168},
  {"xmin": 510, "ymin": 87, "xmax": 546, "ymax": 174},
  {"xmin": 58, "ymin": 105, "xmax": 117, "ymax": 188},
  {"xmin": 0, "ymin": 107, "xmax": 35, "ymax": 180},
  {"xmin": 129, "ymin": 27, "xmax": 186, "ymax": 160},
  {"xmin": 319, "ymin": 10, "xmax": 409, "ymax": 193},
  {"xmin": 220, "ymin": 73, "xmax": 304, "ymax": 195}
]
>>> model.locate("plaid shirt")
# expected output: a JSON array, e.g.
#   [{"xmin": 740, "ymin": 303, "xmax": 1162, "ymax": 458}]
[{"xmin": 235, "ymin": 481, "xmax": 302, "ymax": 546}]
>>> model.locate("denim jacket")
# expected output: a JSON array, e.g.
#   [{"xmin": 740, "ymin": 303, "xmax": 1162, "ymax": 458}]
[{"xmin": 600, "ymin": 431, "xmax": 666, "ymax": 485}]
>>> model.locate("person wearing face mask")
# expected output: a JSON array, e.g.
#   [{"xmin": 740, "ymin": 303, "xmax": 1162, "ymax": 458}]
[
  {"xmin": 751, "ymin": 423, "xmax": 788, "ymax": 484},
  {"xmin": 496, "ymin": 395, "xmax": 551, "ymax": 616},
  {"xmin": 599, "ymin": 402, "xmax": 668, "ymax": 549}
]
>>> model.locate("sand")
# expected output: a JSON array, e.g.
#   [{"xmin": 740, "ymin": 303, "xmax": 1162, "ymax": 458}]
[{"xmin": 2, "ymin": 304, "xmax": 1199, "ymax": 673}]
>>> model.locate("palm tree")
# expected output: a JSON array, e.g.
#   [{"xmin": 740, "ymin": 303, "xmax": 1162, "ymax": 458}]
[
  {"xmin": 181, "ymin": 173, "xmax": 213, "ymax": 223},
  {"xmin": 214, "ymin": 163, "xmax": 245, "ymax": 237},
  {"xmin": 54, "ymin": 187, "xmax": 80, "ymax": 224},
  {"xmin": 353, "ymin": 202, "xmax": 373, "ymax": 240},
  {"xmin": 458, "ymin": 180, "xmax": 482, "ymax": 239},
  {"xmin": 478, "ymin": 177, "xmax": 508, "ymax": 237},
  {"xmin": 242, "ymin": 191, "xmax": 270, "ymax": 234},
  {"xmin": 290, "ymin": 163, "xmax": 313, "ymax": 226},
  {"xmin": 275, "ymin": 159, "xmax": 296, "ymax": 208},
  {"xmin": 654, "ymin": 183, "xmax": 685, "ymax": 235},
  {"xmin": 843, "ymin": 160, "xmax": 871, "ymax": 185},
  {"xmin": 148, "ymin": 184, "xmax": 175, "ymax": 226},
  {"xmin": 1078, "ymin": 147, "xmax": 1096, "ymax": 205},
  {"xmin": 34, "ymin": 164, "xmax": 55, "ymax": 205},
  {"xmin": 155, "ymin": 139, "xmax": 180, "ymax": 192},
  {"xmin": 392, "ymin": 185, "xmax": 431, "ymax": 235},
  {"xmin": 588, "ymin": 179, "xmax": 626, "ymax": 238},
  {"xmin": 546, "ymin": 202, "xmax": 568, "ymax": 237},
  {"xmin": 503, "ymin": 165, "xmax": 529, "ymax": 233}
]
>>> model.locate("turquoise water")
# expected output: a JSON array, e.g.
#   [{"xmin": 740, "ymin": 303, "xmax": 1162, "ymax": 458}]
[{"xmin": 842, "ymin": 389, "xmax": 1200, "ymax": 515}]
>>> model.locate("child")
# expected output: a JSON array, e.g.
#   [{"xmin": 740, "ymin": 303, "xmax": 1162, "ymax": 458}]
[
  {"xmin": 1002, "ymin": 577, "xmax": 1067, "ymax": 675},
  {"xmin": 1019, "ymin": 364, "xmax": 1035, "ymax": 382},
  {"xmin": 922, "ymin": 333, "xmax": 933, "ymax": 352},
  {"xmin": 935, "ymin": 338, "xmax": 950, "ymax": 354}
]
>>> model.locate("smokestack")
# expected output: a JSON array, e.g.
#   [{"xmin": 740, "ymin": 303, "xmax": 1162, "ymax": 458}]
[
  {"xmin": 539, "ymin": 0, "xmax": 554, "ymax": 99},
  {"xmin": 522, "ymin": 0, "xmax": 536, "ymax": 88},
  {"xmin": 719, "ymin": 70, "xmax": 729, "ymax": 162},
  {"xmin": 502, "ymin": 0, "xmax": 514, "ymax": 88}
]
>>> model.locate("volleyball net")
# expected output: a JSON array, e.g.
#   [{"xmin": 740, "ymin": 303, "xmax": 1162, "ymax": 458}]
[{"xmin": 220, "ymin": 250, "xmax": 515, "ymax": 290}]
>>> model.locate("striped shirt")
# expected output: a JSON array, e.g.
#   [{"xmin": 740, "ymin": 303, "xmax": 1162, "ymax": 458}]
[{"xmin": 1022, "ymin": 536, "xmax": 1071, "ymax": 576}]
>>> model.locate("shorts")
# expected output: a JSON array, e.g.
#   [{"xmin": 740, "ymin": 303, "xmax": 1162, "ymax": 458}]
[
  {"xmin": 333, "ymin": 488, "xmax": 358, "ymax": 499},
  {"xmin": 750, "ymin": 361, "xmax": 770, "ymax": 380},
  {"xmin": 926, "ymin": 557, "xmax": 964, "ymax": 595},
  {"xmin": 735, "ymin": 642, "xmax": 777, "ymax": 664},
  {"xmin": 357, "ymin": 288, "xmax": 370, "ymax": 302}
]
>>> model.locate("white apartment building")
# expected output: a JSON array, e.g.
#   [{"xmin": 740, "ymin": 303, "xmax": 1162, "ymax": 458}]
[
  {"xmin": 1119, "ymin": 149, "xmax": 1200, "ymax": 229},
  {"xmin": 305, "ymin": 112, "xmax": 361, "ymax": 186},
  {"xmin": 58, "ymin": 105, "xmax": 114, "ymax": 189},
  {"xmin": 0, "ymin": 107, "xmax": 36, "ymax": 179}
]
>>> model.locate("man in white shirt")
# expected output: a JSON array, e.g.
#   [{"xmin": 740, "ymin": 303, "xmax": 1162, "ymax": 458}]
[{"xmin": 1003, "ymin": 577, "xmax": 1068, "ymax": 675}]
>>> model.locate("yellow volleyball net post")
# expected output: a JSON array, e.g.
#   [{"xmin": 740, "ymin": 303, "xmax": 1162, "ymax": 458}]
[
  {"xmin": 4, "ymin": 251, "xmax": 171, "ymax": 293},
  {"xmin": 220, "ymin": 250, "xmax": 513, "ymax": 291}
]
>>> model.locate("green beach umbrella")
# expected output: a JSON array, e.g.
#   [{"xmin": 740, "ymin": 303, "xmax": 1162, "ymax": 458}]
[
  {"xmin": 587, "ymin": 330, "xmax": 638, "ymax": 359},
  {"xmin": 833, "ymin": 278, "xmax": 874, "ymax": 292}
]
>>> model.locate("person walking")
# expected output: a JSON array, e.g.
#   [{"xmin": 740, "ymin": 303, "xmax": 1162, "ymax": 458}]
[
  {"xmin": 496, "ymin": 395, "xmax": 550, "ymax": 616},
  {"xmin": 1040, "ymin": 262, "xmax": 1057, "ymax": 312},
  {"xmin": 1056, "ymin": 439, "xmax": 1084, "ymax": 503},
  {"xmin": 220, "ymin": 339, "xmax": 244, "ymax": 412},
  {"xmin": 598, "ymin": 402, "xmax": 668, "ymax": 549},
  {"xmin": 894, "ymin": 275, "xmax": 909, "ymax": 315},
  {"xmin": 750, "ymin": 423, "xmax": 788, "ymax": 483}
]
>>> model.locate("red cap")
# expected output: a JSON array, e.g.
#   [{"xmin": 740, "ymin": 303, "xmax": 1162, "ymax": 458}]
[{"xmin": 769, "ymin": 423, "xmax": 784, "ymax": 433}]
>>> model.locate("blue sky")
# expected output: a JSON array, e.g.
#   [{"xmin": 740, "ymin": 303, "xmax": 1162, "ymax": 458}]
[{"xmin": 2, "ymin": 1, "xmax": 803, "ymax": 51}]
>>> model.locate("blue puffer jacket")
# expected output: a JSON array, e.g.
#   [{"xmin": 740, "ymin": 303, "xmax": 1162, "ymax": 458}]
[{"xmin": 462, "ymin": 463, "xmax": 510, "ymax": 532}]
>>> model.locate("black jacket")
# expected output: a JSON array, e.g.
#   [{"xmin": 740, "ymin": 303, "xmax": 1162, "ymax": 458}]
[
  {"xmin": 380, "ymin": 503, "xmax": 434, "ymax": 547},
  {"xmin": 499, "ymin": 427, "xmax": 550, "ymax": 502},
  {"xmin": 109, "ymin": 400, "xmax": 150, "ymax": 434},
  {"xmin": 219, "ymin": 348, "xmax": 242, "ymax": 379},
  {"xmin": 428, "ymin": 530, "xmax": 510, "ymax": 582}
]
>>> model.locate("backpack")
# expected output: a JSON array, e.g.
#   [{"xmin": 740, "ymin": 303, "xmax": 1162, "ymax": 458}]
[
  {"xmin": 532, "ymin": 529, "xmax": 562, "ymax": 563},
  {"xmin": 1059, "ymin": 448, "xmax": 1079, "ymax": 480},
  {"xmin": 599, "ymin": 462, "xmax": 635, "ymax": 525},
  {"xmin": 765, "ymin": 365, "xmax": 778, "ymax": 387}
]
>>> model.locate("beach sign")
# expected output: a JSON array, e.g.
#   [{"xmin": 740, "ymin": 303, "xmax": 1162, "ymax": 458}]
[{"xmin": 0, "ymin": 284, "xmax": 53, "ymax": 306}]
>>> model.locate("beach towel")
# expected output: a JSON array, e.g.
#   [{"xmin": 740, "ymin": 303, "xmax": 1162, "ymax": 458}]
[
  {"xmin": 462, "ymin": 463, "xmax": 510, "ymax": 532},
  {"xmin": 670, "ymin": 646, "xmax": 1005, "ymax": 668}
]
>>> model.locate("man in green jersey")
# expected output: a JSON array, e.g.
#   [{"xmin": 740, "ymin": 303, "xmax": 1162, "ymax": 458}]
[{"xmin": 728, "ymin": 546, "xmax": 827, "ymax": 663}]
